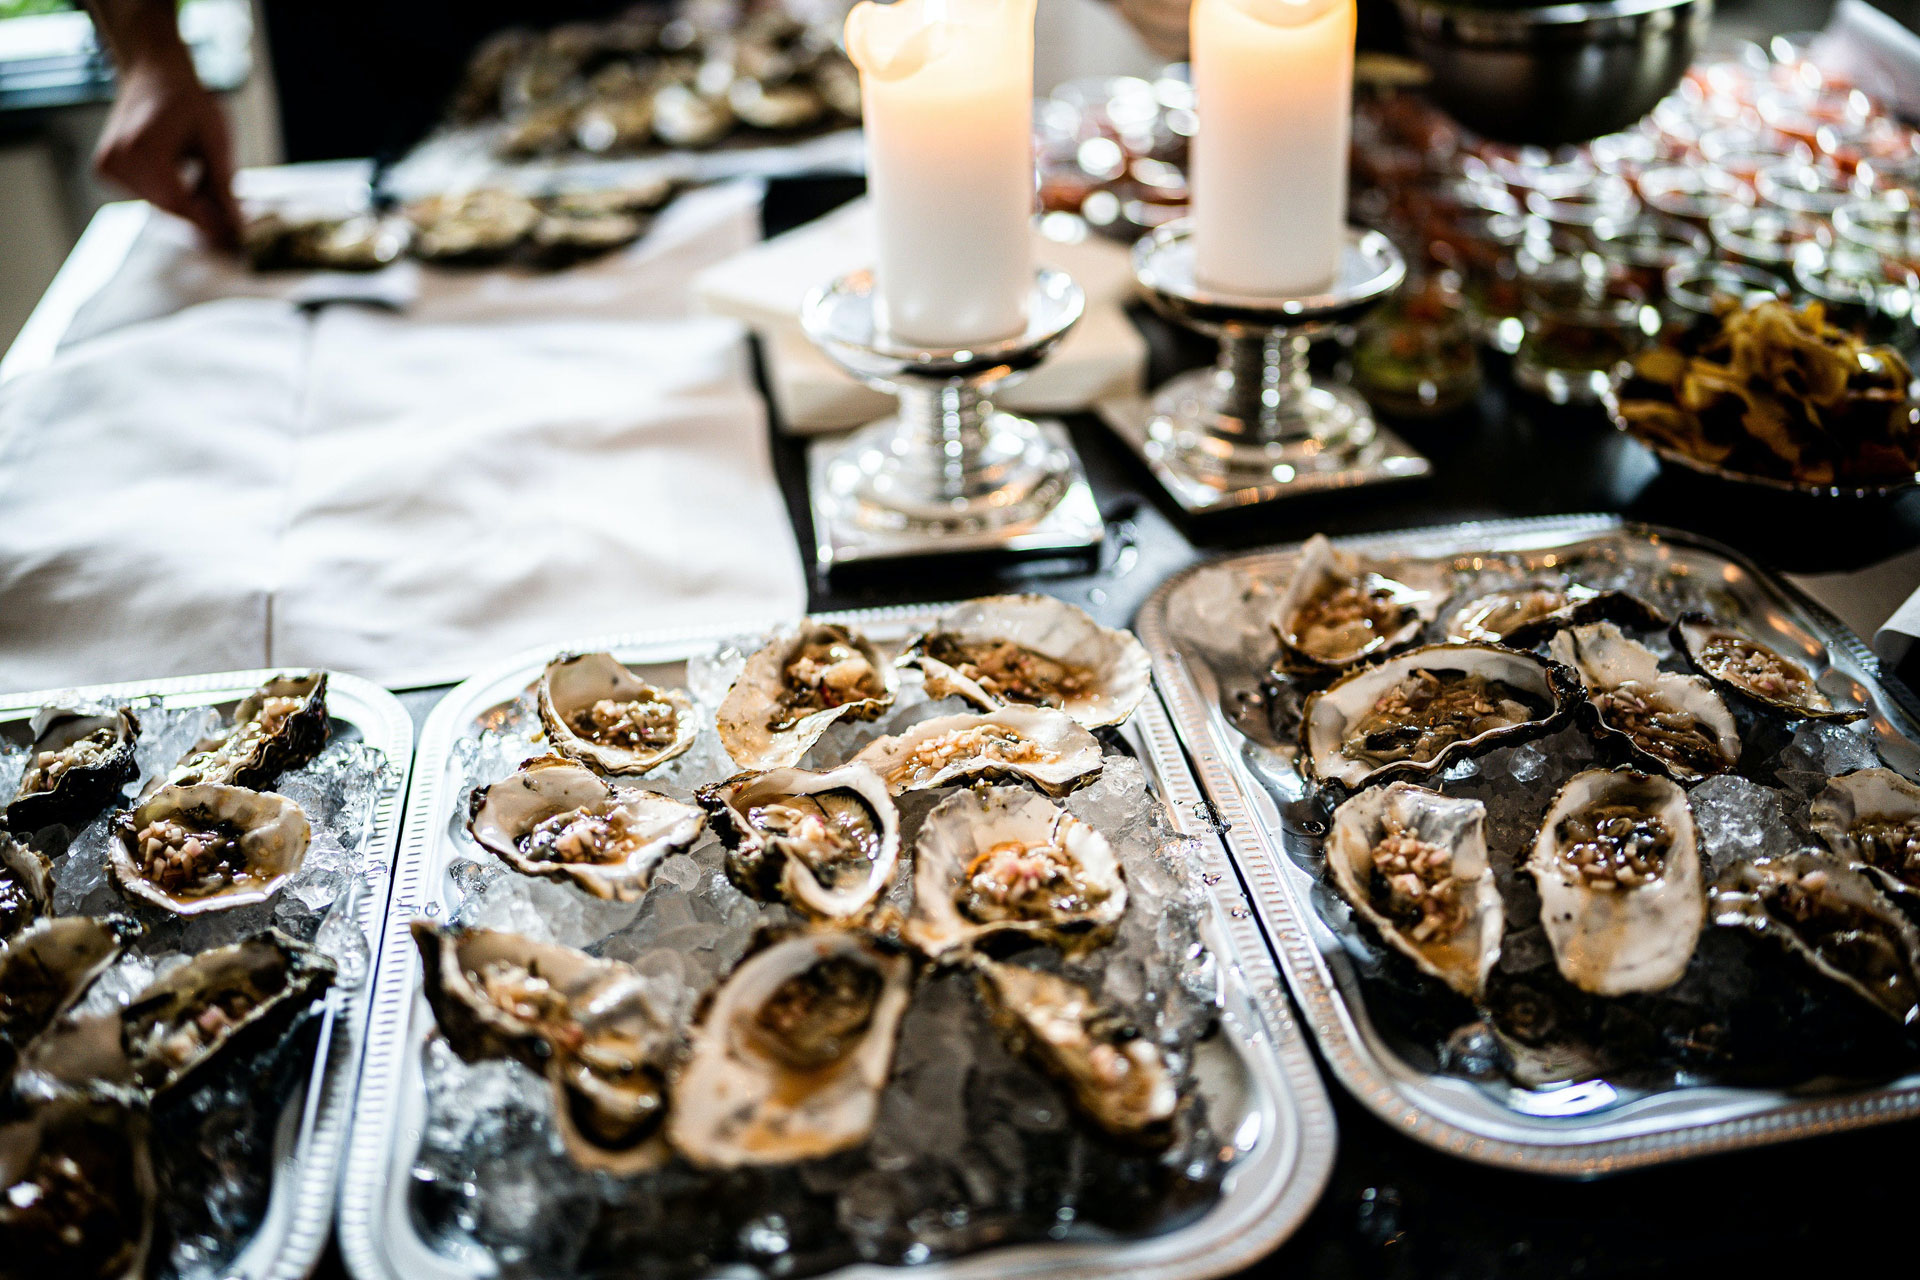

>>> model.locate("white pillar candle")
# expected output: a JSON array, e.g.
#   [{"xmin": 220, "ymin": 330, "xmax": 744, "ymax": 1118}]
[
  {"xmin": 1190, "ymin": 0, "xmax": 1355, "ymax": 297},
  {"xmin": 845, "ymin": 0, "xmax": 1037, "ymax": 348}
]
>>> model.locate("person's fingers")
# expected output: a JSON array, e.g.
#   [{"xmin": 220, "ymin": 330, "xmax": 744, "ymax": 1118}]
[
  {"xmin": 95, "ymin": 138, "xmax": 200, "ymax": 225},
  {"xmin": 194, "ymin": 100, "xmax": 243, "ymax": 247}
]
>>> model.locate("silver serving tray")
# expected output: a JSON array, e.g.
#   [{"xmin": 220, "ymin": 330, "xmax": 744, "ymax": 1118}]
[
  {"xmin": 1137, "ymin": 513, "xmax": 1920, "ymax": 1175},
  {"xmin": 0, "ymin": 668, "xmax": 413, "ymax": 1280},
  {"xmin": 338, "ymin": 608, "xmax": 1337, "ymax": 1280}
]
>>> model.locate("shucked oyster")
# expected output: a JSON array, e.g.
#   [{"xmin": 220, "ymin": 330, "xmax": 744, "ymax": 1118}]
[
  {"xmin": 111, "ymin": 784, "xmax": 311, "ymax": 916},
  {"xmin": 667, "ymin": 929, "xmax": 911, "ymax": 1169},
  {"xmin": 698, "ymin": 763, "xmax": 900, "ymax": 922},
  {"xmin": 5, "ymin": 705, "xmax": 139, "ymax": 833},
  {"xmin": 1326, "ymin": 783, "xmax": 1502, "ymax": 999},
  {"xmin": 852, "ymin": 706, "xmax": 1104, "ymax": 797},
  {"xmin": 22, "ymin": 930, "xmax": 335, "ymax": 1102},
  {"xmin": 413, "ymin": 922, "xmax": 677, "ymax": 1173},
  {"xmin": 538, "ymin": 651, "xmax": 696, "ymax": 775},
  {"xmin": 1809, "ymin": 768, "xmax": 1920, "ymax": 901},
  {"xmin": 1272, "ymin": 534, "xmax": 1440, "ymax": 672},
  {"xmin": 1442, "ymin": 584, "xmax": 1666, "ymax": 648},
  {"xmin": 974, "ymin": 960, "xmax": 1178, "ymax": 1143},
  {"xmin": 154, "ymin": 673, "xmax": 330, "ymax": 794},
  {"xmin": 1300, "ymin": 643, "xmax": 1577, "ymax": 790},
  {"xmin": 0, "ymin": 915, "xmax": 140, "ymax": 1079},
  {"xmin": 906, "ymin": 786, "xmax": 1126, "ymax": 957},
  {"xmin": 468, "ymin": 755, "xmax": 705, "ymax": 901},
  {"xmin": 1673, "ymin": 613, "xmax": 1863, "ymax": 723},
  {"xmin": 897, "ymin": 594, "xmax": 1151, "ymax": 729},
  {"xmin": 1528, "ymin": 769, "xmax": 1704, "ymax": 996},
  {"xmin": 0, "ymin": 1097, "xmax": 155, "ymax": 1280},
  {"xmin": 1, "ymin": 836, "xmax": 52, "ymax": 938},
  {"xmin": 1712, "ymin": 850, "xmax": 1920, "ymax": 1026},
  {"xmin": 717, "ymin": 623, "xmax": 897, "ymax": 771},
  {"xmin": 1550, "ymin": 623, "xmax": 1740, "ymax": 784}
]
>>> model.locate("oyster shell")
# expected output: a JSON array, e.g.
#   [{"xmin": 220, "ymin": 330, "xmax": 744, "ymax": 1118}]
[
  {"xmin": 1272, "ymin": 534, "xmax": 1440, "ymax": 672},
  {"xmin": 1673, "ymin": 612, "xmax": 1863, "ymax": 722},
  {"xmin": 851, "ymin": 706, "xmax": 1104, "ymax": 796},
  {"xmin": 1549, "ymin": 623, "xmax": 1741, "ymax": 784},
  {"xmin": 0, "ymin": 915, "xmax": 140, "ymax": 1078},
  {"xmin": 1809, "ymin": 768, "xmax": 1920, "ymax": 901},
  {"xmin": 466, "ymin": 755, "xmax": 705, "ymax": 901},
  {"xmin": 897, "ymin": 594, "xmax": 1151, "ymax": 729},
  {"xmin": 412, "ymin": 922, "xmax": 676, "ymax": 1173},
  {"xmin": 155, "ymin": 673, "xmax": 330, "ymax": 794},
  {"xmin": 667, "ymin": 929, "xmax": 911, "ymax": 1168},
  {"xmin": 1326, "ymin": 783, "xmax": 1502, "ymax": 999},
  {"xmin": 0, "ymin": 1098, "xmax": 155, "ymax": 1280},
  {"xmin": 1, "ymin": 836, "xmax": 52, "ymax": 938},
  {"xmin": 111, "ymin": 784, "xmax": 311, "ymax": 916},
  {"xmin": 1442, "ymin": 585, "xmax": 1666, "ymax": 648},
  {"xmin": 537, "ymin": 652, "xmax": 697, "ymax": 775},
  {"xmin": 1712, "ymin": 850, "xmax": 1920, "ymax": 1026},
  {"xmin": 697, "ymin": 763, "xmax": 900, "ymax": 921},
  {"xmin": 5, "ymin": 705, "xmax": 139, "ymax": 833},
  {"xmin": 728, "ymin": 77, "xmax": 825, "ymax": 130},
  {"xmin": 905, "ymin": 786, "xmax": 1126, "ymax": 957},
  {"xmin": 21, "ymin": 929, "xmax": 335, "ymax": 1101},
  {"xmin": 717, "ymin": 623, "xmax": 897, "ymax": 771},
  {"xmin": 974, "ymin": 960, "xmax": 1177, "ymax": 1143},
  {"xmin": 407, "ymin": 188, "xmax": 542, "ymax": 261},
  {"xmin": 1528, "ymin": 769, "xmax": 1704, "ymax": 996},
  {"xmin": 1300, "ymin": 643, "xmax": 1578, "ymax": 790},
  {"xmin": 652, "ymin": 83, "xmax": 733, "ymax": 147}
]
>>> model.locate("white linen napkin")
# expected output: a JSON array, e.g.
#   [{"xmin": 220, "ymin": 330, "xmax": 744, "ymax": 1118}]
[
  {"xmin": 0, "ymin": 303, "xmax": 804, "ymax": 692},
  {"xmin": 270, "ymin": 309, "xmax": 804, "ymax": 687},
  {"xmin": 693, "ymin": 198, "xmax": 1147, "ymax": 433}
]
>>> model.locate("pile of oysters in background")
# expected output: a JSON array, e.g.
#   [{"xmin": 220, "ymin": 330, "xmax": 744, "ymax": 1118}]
[
  {"xmin": 1, "ymin": 674, "xmax": 388, "ymax": 1279},
  {"xmin": 1265, "ymin": 535, "xmax": 1920, "ymax": 1095},
  {"xmin": 412, "ymin": 596, "xmax": 1232, "ymax": 1274}
]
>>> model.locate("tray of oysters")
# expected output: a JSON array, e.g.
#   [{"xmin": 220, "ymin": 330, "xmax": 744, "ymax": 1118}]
[
  {"xmin": 0, "ymin": 668, "xmax": 411, "ymax": 1279},
  {"xmin": 340, "ymin": 598, "xmax": 1334, "ymax": 1280},
  {"xmin": 1139, "ymin": 513, "xmax": 1920, "ymax": 1174}
]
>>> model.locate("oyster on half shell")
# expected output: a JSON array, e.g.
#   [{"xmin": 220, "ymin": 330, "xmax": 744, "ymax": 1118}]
[
  {"xmin": 1326, "ymin": 783, "xmax": 1502, "ymax": 999},
  {"xmin": 717, "ymin": 623, "xmax": 897, "ymax": 771},
  {"xmin": 1442, "ymin": 584, "xmax": 1667, "ymax": 649},
  {"xmin": 1712, "ymin": 850, "xmax": 1920, "ymax": 1027},
  {"xmin": 412, "ymin": 922, "xmax": 678, "ymax": 1173},
  {"xmin": 6, "ymin": 705, "xmax": 140, "ymax": 833},
  {"xmin": 468, "ymin": 756, "xmax": 705, "ymax": 901},
  {"xmin": 897, "ymin": 594, "xmax": 1151, "ymax": 729},
  {"xmin": 21, "ymin": 929, "xmax": 335, "ymax": 1102},
  {"xmin": 111, "ymin": 784, "xmax": 310, "ymax": 916},
  {"xmin": 0, "ymin": 915, "xmax": 141, "ymax": 1078},
  {"xmin": 1809, "ymin": 768, "xmax": 1920, "ymax": 901},
  {"xmin": 0, "ymin": 1098, "xmax": 155, "ymax": 1280},
  {"xmin": 852, "ymin": 706, "xmax": 1104, "ymax": 797},
  {"xmin": 1300, "ymin": 643, "xmax": 1577, "ymax": 790},
  {"xmin": 698, "ymin": 763, "xmax": 900, "ymax": 922},
  {"xmin": 974, "ymin": 960, "xmax": 1178, "ymax": 1144},
  {"xmin": 1549, "ymin": 623, "xmax": 1740, "ymax": 784},
  {"xmin": 1673, "ymin": 613, "xmax": 1863, "ymax": 723},
  {"xmin": 1272, "ymin": 534, "xmax": 1441, "ymax": 672},
  {"xmin": 1, "ymin": 835, "xmax": 52, "ymax": 938},
  {"xmin": 537, "ymin": 651, "xmax": 696, "ymax": 775},
  {"xmin": 906, "ymin": 786, "xmax": 1126, "ymax": 957},
  {"xmin": 1528, "ymin": 769, "xmax": 1704, "ymax": 996},
  {"xmin": 667, "ymin": 929, "xmax": 912, "ymax": 1169},
  {"xmin": 153, "ymin": 673, "xmax": 330, "ymax": 795}
]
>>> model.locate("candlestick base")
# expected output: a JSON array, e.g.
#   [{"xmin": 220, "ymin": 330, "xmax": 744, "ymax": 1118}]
[
  {"xmin": 1128, "ymin": 221, "xmax": 1419, "ymax": 510},
  {"xmin": 800, "ymin": 267, "xmax": 1103, "ymax": 567}
]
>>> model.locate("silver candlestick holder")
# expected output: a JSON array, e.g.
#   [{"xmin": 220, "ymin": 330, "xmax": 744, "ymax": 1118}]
[
  {"xmin": 800, "ymin": 267, "xmax": 1103, "ymax": 568},
  {"xmin": 1101, "ymin": 220, "xmax": 1431, "ymax": 513}
]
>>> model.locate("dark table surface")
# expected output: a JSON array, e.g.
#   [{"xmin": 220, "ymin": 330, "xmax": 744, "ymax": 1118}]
[{"xmin": 329, "ymin": 178, "xmax": 1920, "ymax": 1280}]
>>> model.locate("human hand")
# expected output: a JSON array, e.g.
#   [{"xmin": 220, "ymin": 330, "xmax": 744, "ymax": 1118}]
[{"xmin": 93, "ymin": 45, "xmax": 241, "ymax": 249}]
